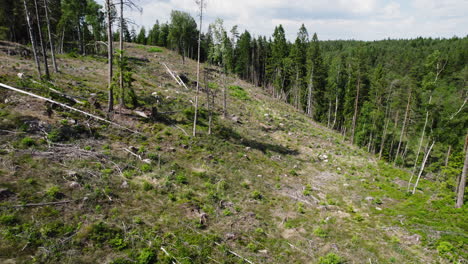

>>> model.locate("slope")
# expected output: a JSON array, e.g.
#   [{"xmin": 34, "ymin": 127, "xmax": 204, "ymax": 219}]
[{"xmin": 0, "ymin": 42, "xmax": 466, "ymax": 264}]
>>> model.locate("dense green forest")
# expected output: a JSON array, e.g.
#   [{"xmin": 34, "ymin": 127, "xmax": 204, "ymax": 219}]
[{"xmin": 0, "ymin": 0, "xmax": 467, "ymax": 203}]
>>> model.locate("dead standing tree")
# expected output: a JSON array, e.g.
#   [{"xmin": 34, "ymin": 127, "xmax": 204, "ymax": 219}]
[
  {"xmin": 106, "ymin": 0, "xmax": 114, "ymax": 113},
  {"xmin": 43, "ymin": 0, "xmax": 58, "ymax": 73},
  {"xmin": 456, "ymin": 132, "xmax": 468, "ymax": 208},
  {"xmin": 204, "ymin": 68, "xmax": 215, "ymax": 135},
  {"xmin": 192, "ymin": 0, "xmax": 206, "ymax": 136},
  {"xmin": 23, "ymin": 0, "xmax": 42, "ymax": 77},
  {"xmin": 33, "ymin": 0, "xmax": 50, "ymax": 79},
  {"xmin": 394, "ymin": 82, "xmax": 412, "ymax": 164}
]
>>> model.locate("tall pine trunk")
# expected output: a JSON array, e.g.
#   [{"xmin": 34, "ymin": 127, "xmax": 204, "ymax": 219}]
[
  {"xmin": 43, "ymin": 0, "xmax": 58, "ymax": 72},
  {"xmin": 379, "ymin": 119, "xmax": 390, "ymax": 159},
  {"xmin": 456, "ymin": 133, "xmax": 468, "ymax": 208},
  {"xmin": 351, "ymin": 74, "xmax": 361, "ymax": 144},
  {"xmin": 408, "ymin": 95, "xmax": 432, "ymax": 191},
  {"xmin": 192, "ymin": 0, "xmax": 203, "ymax": 136},
  {"xmin": 23, "ymin": 0, "xmax": 42, "ymax": 77},
  {"xmin": 106, "ymin": 0, "xmax": 114, "ymax": 113},
  {"xmin": 412, "ymin": 141, "xmax": 435, "ymax": 194},
  {"xmin": 445, "ymin": 145, "xmax": 451, "ymax": 167},
  {"xmin": 119, "ymin": 0, "xmax": 124, "ymax": 108},
  {"xmin": 33, "ymin": 0, "xmax": 49, "ymax": 79},
  {"xmin": 223, "ymin": 70, "xmax": 227, "ymax": 118},
  {"xmin": 306, "ymin": 65, "xmax": 314, "ymax": 116},
  {"xmin": 395, "ymin": 86, "xmax": 412, "ymax": 164}
]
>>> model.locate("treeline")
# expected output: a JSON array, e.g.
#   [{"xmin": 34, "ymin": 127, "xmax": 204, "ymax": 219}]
[
  {"xmin": 139, "ymin": 15, "xmax": 467, "ymax": 180},
  {"xmin": 0, "ymin": 2, "xmax": 467, "ymax": 204},
  {"xmin": 127, "ymin": 15, "xmax": 467, "ymax": 202}
]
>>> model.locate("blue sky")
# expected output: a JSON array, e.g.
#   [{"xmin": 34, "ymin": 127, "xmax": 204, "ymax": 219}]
[{"xmin": 100, "ymin": 0, "xmax": 468, "ymax": 41}]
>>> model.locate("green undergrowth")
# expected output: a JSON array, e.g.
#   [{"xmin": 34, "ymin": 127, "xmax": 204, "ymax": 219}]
[{"xmin": 0, "ymin": 43, "xmax": 466, "ymax": 263}]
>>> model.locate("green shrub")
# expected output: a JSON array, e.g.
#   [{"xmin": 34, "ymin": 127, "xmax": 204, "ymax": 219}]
[
  {"xmin": 109, "ymin": 237, "xmax": 127, "ymax": 250},
  {"xmin": 133, "ymin": 216, "xmax": 144, "ymax": 225},
  {"xmin": 176, "ymin": 173, "xmax": 188, "ymax": 184},
  {"xmin": 246, "ymin": 242, "xmax": 259, "ymax": 252},
  {"xmin": 229, "ymin": 86, "xmax": 249, "ymax": 100},
  {"xmin": 123, "ymin": 170, "xmax": 136, "ymax": 179},
  {"xmin": 318, "ymin": 253, "xmax": 344, "ymax": 264},
  {"xmin": 46, "ymin": 185, "xmax": 61, "ymax": 199},
  {"xmin": 303, "ymin": 184, "xmax": 313, "ymax": 196},
  {"xmin": 255, "ymin": 228, "xmax": 265, "ymax": 235},
  {"xmin": 0, "ymin": 214, "xmax": 19, "ymax": 225},
  {"xmin": 353, "ymin": 214, "xmax": 364, "ymax": 222},
  {"xmin": 297, "ymin": 202, "xmax": 306, "ymax": 214},
  {"xmin": 137, "ymin": 248, "xmax": 157, "ymax": 264},
  {"xmin": 88, "ymin": 222, "xmax": 123, "ymax": 247},
  {"xmin": 222, "ymin": 209, "xmax": 232, "ymax": 216},
  {"xmin": 437, "ymin": 241, "xmax": 456, "ymax": 261},
  {"xmin": 251, "ymin": 190, "xmax": 263, "ymax": 200},
  {"xmin": 374, "ymin": 198, "xmax": 383, "ymax": 205},
  {"xmin": 148, "ymin": 47, "xmax": 163, "ymax": 53},
  {"xmin": 142, "ymin": 181, "xmax": 153, "ymax": 191},
  {"xmin": 20, "ymin": 137, "xmax": 36, "ymax": 147},
  {"xmin": 313, "ymin": 227, "xmax": 328, "ymax": 238},
  {"xmin": 289, "ymin": 169, "xmax": 299, "ymax": 176},
  {"xmin": 140, "ymin": 164, "xmax": 152, "ymax": 173}
]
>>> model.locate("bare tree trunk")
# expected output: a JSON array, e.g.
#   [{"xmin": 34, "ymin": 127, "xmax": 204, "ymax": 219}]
[
  {"xmin": 412, "ymin": 141, "xmax": 435, "ymax": 194},
  {"xmin": 192, "ymin": 0, "xmax": 203, "ymax": 137},
  {"xmin": 456, "ymin": 133, "xmax": 468, "ymax": 208},
  {"xmin": 445, "ymin": 145, "xmax": 451, "ymax": 167},
  {"xmin": 294, "ymin": 69, "xmax": 300, "ymax": 109},
  {"xmin": 379, "ymin": 81, "xmax": 396, "ymax": 159},
  {"xmin": 367, "ymin": 133, "xmax": 373, "ymax": 152},
  {"xmin": 351, "ymin": 75, "xmax": 361, "ymax": 144},
  {"xmin": 306, "ymin": 65, "xmax": 314, "ymax": 117},
  {"xmin": 456, "ymin": 149, "xmax": 468, "ymax": 208},
  {"xmin": 408, "ymin": 95, "xmax": 432, "ymax": 191},
  {"xmin": 395, "ymin": 86, "xmax": 412, "ymax": 164},
  {"xmin": 332, "ymin": 94, "xmax": 338, "ymax": 129},
  {"xmin": 403, "ymin": 141, "xmax": 409, "ymax": 160},
  {"xmin": 60, "ymin": 26, "xmax": 65, "ymax": 54},
  {"xmin": 43, "ymin": 0, "xmax": 58, "ymax": 73},
  {"xmin": 23, "ymin": 0, "xmax": 42, "ymax": 77},
  {"xmin": 205, "ymin": 74, "xmax": 213, "ymax": 135},
  {"xmin": 106, "ymin": 0, "xmax": 114, "ymax": 113},
  {"xmin": 119, "ymin": 0, "xmax": 124, "ymax": 108},
  {"xmin": 327, "ymin": 98, "xmax": 332, "ymax": 128},
  {"xmin": 379, "ymin": 118, "xmax": 390, "ymax": 159},
  {"xmin": 223, "ymin": 71, "xmax": 227, "ymax": 118},
  {"xmin": 33, "ymin": 0, "xmax": 49, "ymax": 79},
  {"xmin": 77, "ymin": 22, "xmax": 83, "ymax": 55}
]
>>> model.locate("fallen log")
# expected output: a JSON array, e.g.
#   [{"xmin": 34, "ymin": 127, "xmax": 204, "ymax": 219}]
[
  {"xmin": 48, "ymin": 87, "xmax": 85, "ymax": 104},
  {"xmin": 10, "ymin": 200, "xmax": 74, "ymax": 208},
  {"xmin": 0, "ymin": 82, "xmax": 139, "ymax": 134},
  {"xmin": 162, "ymin": 62, "xmax": 188, "ymax": 90}
]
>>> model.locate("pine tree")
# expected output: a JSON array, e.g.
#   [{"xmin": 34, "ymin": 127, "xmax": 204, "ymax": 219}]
[
  {"xmin": 136, "ymin": 27, "xmax": 146, "ymax": 44},
  {"xmin": 306, "ymin": 33, "xmax": 327, "ymax": 119}
]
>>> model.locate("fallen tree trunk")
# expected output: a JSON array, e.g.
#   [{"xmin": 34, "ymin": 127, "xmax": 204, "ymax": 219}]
[{"xmin": 0, "ymin": 82, "xmax": 139, "ymax": 134}]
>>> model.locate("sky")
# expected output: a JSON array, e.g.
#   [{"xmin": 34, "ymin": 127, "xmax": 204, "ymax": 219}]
[{"xmin": 101, "ymin": 0, "xmax": 468, "ymax": 41}]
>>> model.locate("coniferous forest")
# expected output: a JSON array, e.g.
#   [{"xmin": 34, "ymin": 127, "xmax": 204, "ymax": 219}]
[{"xmin": 0, "ymin": 0, "xmax": 467, "ymax": 263}]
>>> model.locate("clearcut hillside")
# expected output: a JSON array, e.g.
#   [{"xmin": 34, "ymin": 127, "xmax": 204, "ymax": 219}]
[{"xmin": 0, "ymin": 41, "xmax": 466, "ymax": 264}]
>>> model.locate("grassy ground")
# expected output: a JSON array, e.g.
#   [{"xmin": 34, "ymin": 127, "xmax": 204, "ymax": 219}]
[{"xmin": 0, "ymin": 42, "xmax": 466, "ymax": 264}]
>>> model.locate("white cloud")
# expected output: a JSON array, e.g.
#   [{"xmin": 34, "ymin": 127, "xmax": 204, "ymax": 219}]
[{"xmin": 98, "ymin": 0, "xmax": 468, "ymax": 40}]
